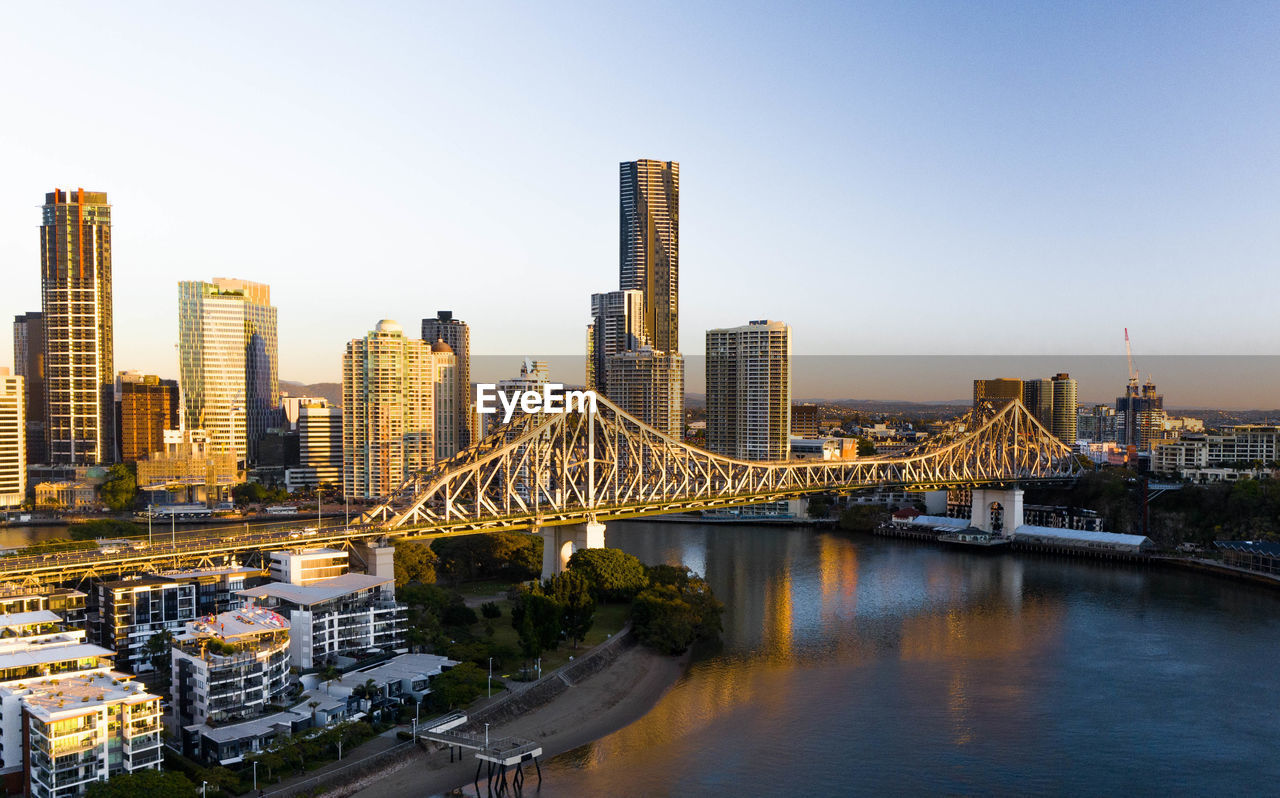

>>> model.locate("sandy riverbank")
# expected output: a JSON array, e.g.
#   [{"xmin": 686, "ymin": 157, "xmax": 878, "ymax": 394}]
[{"xmin": 345, "ymin": 643, "xmax": 686, "ymax": 798}]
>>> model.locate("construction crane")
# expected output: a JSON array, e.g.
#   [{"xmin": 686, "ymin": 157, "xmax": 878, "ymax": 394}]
[{"xmin": 1124, "ymin": 328, "xmax": 1139, "ymax": 396}]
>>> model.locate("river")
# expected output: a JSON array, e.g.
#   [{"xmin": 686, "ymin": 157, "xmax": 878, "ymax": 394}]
[{"xmin": 537, "ymin": 520, "xmax": 1280, "ymax": 796}]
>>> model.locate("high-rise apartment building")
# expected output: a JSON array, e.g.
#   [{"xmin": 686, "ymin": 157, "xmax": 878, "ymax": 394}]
[
  {"xmin": 0, "ymin": 370, "xmax": 25, "ymax": 507},
  {"xmin": 587, "ymin": 290, "xmax": 645, "ymax": 392},
  {"xmin": 972, "ymin": 378, "xmax": 1023, "ymax": 409},
  {"xmin": 1116, "ymin": 379, "xmax": 1165, "ymax": 451},
  {"xmin": 12, "ymin": 312, "xmax": 47, "ymax": 465},
  {"xmin": 605, "ymin": 348, "xmax": 684, "ymax": 439},
  {"xmin": 1021, "ymin": 378, "xmax": 1055, "ymax": 430},
  {"xmin": 343, "ymin": 321, "xmax": 459, "ymax": 500},
  {"xmin": 1077, "ymin": 404, "xmax": 1119, "ymax": 443},
  {"xmin": 620, "ymin": 160, "xmax": 679, "ymax": 354},
  {"xmin": 40, "ymin": 189, "xmax": 114, "ymax": 465},
  {"xmin": 422, "ymin": 311, "xmax": 474, "ymax": 447},
  {"xmin": 706, "ymin": 321, "xmax": 792, "ymax": 460},
  {"xmin": 178, "ymin": 278, "xmax": 279, "ymax": 466},
  {"xmin": 1050, "ymin": 373, "xmax": 1078, "ymax": 443},
  {"xmin": 285, "ymin": 400, "xmax": 343, "ymax": 492},
  {"xmin": 115, "ymin": 372, "xmax": 180, "ymax": 465},
  {"xmin": 791, "ymin": 403, "xmax": 820, "ymax": 438}
]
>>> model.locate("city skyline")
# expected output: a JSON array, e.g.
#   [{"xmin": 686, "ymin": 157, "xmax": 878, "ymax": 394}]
[{"xmin": 2, "ymin": 3, "xmax": 1278, "ymax": 402}]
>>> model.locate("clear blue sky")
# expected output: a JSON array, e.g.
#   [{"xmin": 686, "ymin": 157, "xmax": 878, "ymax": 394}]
[{"xmin": 2, "ymin": 1, "xmax": 1277, "ymax": 396}]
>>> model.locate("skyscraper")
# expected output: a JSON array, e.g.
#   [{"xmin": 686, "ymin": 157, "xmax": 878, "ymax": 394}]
[
  {"xmin": 605, "ymin": 348, "xmax": 684, "ymax": 439},
  {"xmin": 12, "ymin": 312, "xmax": 46, "ymax": 465},
  {"xmin": 0, "ymin": 369, "xmax": 24, "ymax": 507},
  {"xmin": 178, "ymin": 279, "xmax": 279, "ymax": 466},
  {"xmin": 343, "ymin": 321, "xmax": 459, "ymax": 500},
  {"xmin": 586, "ymin": 290, "xmax": 645, "ymax": 392},
  {"xmin": 1050, "ymin": 373, "xmax": 1078, "ymax": 444},
  {"xmin": 1021, "ymin": 378, "xmax": 1054, "ymax": 430},
  {"xmin": 620, "ymin": 160, "xmax": 679, "ymax": 354},
  {"xmin": 706, "ymin": 320, "xmax": 792, "ymax": 460},
  {"xmin": 115, "ymin": 372, "xmax": 180, "ymax": 465},
  {"xmin": 972, "ymin": 378, "xmax": 1023, "ymax": 409},
  {"xmin": 284, "ymin": 400, "xmax": 343, "ymax": 493},
  {"xmin": 40, "ymin": 189, "xmax": 114, "ymax": 464},
  {"xmin": 422, "ymin": 311, "xmax": 474, "ymax": 448}
]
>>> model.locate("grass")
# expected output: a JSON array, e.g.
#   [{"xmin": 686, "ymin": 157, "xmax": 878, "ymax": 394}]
[
  {"xmin": 477, "ymin": 599, "xmax": 631, "ymax": 678},
  {"xmin": 453, "ymin": 578, "xmax": 520, "ymax": 598}
]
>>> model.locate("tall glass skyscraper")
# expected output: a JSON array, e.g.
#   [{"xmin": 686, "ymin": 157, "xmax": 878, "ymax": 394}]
[
  {"xmin": 40, "ymin": 189, "xmax": 114, "ymax": 464},
  {"xmin": 178, "ymin": 279, "xmax": 278, "ymax": 466},
  {"xmin": 620, "ymin": 159, "xmax": 679, "ymax": 354}
]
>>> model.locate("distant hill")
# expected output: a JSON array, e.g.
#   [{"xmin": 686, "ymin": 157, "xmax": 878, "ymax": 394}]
[{"xmin": 281, "ymin": 380, "xmax": 342, "ymax": 408}]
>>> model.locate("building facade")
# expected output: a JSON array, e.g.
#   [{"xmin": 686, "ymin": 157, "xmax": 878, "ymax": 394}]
[
  {"xmin": 269, "ymin": 548, "xmax": 349, "ymax": 586},
  {"xmin": 12, "ymin": 312, "xmax": 47, "ymax": 465},
  {"xmin": 94, "ymin": 577, "xmax": 198, "ymax": 673},
  {"xmin": 1116, "ymin": 379, "xmax": 1164, "ymax": 450},
  {"xmin": 115, "ymin": 372, "xmax": 180, "ymax": 465},
  {"xmin": 40, "ymin": 190, "xmax": 114, "ymax": 465},
  {"xmin": 587, "ymin": 290, "xmax": 645, "ymax": 392},
  {"xmin": 706, "ymin": 321, "xmax": 792, "ymax": 461},
  {"xmin": 790, "ymin": 403, "xmax": 819, "ymax": 439},
  {"xmin": 343, "ymin": 321, "xmax": 458, "ymax": 500},
  {"xmin": 421, "ymin": 311, "xmax": 474, "ymax": 448},
  {"xmin": 178, "ymin": 278, "xmax": 279, "ymax": 466},
  {"xmin": 604, "ymin": 348, "xmax": 684, "ymax": 439},
  {"xmin": 1050, "ymin": 373, "xmax": 1078, "ymax": 443},
  {"xmin": 0, "ymin": 371, "xmax": 24, "ymax": 507},
  {"xmin": 620, "ymin": 160, "xmax": 679, "ymax": 355},
  {"xmin": 285, "ymin": 400, "xmax": 343, "ymax": 492},
  {"xmin": 1021, "ymin": 378, "xmax": 1054, "ymax": 430},
  {"xmin": 972, "ymin": 378, "xmax": 1023, "ymax": 409}
]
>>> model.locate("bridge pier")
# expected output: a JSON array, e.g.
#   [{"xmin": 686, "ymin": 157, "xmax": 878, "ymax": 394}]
[
  {"xmin": 539, "ymin": 521, "xmax": 605, "ymax": 581},
  {"xmin": 970, "ymin": 487, "xmax": 1024, "ymax": 534}
]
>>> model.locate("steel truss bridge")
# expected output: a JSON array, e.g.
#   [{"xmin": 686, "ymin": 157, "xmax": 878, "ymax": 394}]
[{"xmin": 0, "ymin": 396, "xmax": 1078, "ymax": 586}]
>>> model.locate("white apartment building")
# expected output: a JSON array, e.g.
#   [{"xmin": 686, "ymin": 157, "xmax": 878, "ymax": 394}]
[
  {"xmin": 342, "ymin": 320, "xmax": 459, "ymax": 500},
  {"xmin": 706, "ymin": 320, "xmax": 792, "ymax": 461},
  {"xmin": 1153, "ymin": 426, "xmax": 1280, "ymax": 480},
  {"xmin": 237, "ymin": 573, "xmax": 405, "ymax": 669},
  {"xmin": 269, "ymin": 548, "xmax": 349, "ymax": 586},
  {"xmin": 0, "ymin": 370, "xmax": 24, "ymax": 507}
]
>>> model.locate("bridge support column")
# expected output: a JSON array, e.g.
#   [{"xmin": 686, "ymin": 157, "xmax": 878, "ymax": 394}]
[
  {"xmin": 350, "ymin": 540, "xmax": 395, "ymax": 581},
  {"xmin": 539, "ymin": 521, "xmax": 606, "ymax": 581},
  {"xmin": 970, "ymin": 487, "xmax": 1024, "ymax": 534}
]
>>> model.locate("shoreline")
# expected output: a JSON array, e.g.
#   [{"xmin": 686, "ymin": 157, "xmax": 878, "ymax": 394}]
[{"xmin": 342, "ymin": 640, "xmax": 689, "ymax": 798}]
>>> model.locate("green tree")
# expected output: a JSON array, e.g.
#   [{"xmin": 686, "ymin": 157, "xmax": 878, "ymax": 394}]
[
  {"xmin": 838, "ymin": 504, "xmax": 886, "ymax": 533},
  {"xmin": 566, "ymin": 547, "xmax": 649, "ymax": 601},
  {"xmin": 856, "ymin": 438, "xmax": 877, "ymax": 456},
  {"xmin": 144, "ymin": 629, "xmax": 173, "ymax": 680},
  {"xmin": 432, "ymin": 531, "xmax": 541, "ymax": 584},
  {"xmin": 86, "ymin": 769, "xmax": 197, "ymax": 798},
  {"xmin": 393, "ymin": 539, "xmax": 438, "ymax": 587},
  {"xmin": 428, "ymin": 661, "xmax": 494, "ymax": 710},
  {"xmin": 632, "ymin": 585, "xmax": 700, "ymax": 655},
  {"xmin": 806, "ymin": 494, "xmax": 831, "ymax": 519},
  {"xmin": 511, "ymin": 590, "xmax": 562, "ymax": 659},
  {"xmin": 543, "ymin": 570, "xmax": 595, "ymax": 650},
  {"xmin": 68, "ymin": 519, "xmax": 144, "ymax": 540},
  {"xmin": 99, "ymin": 463, "xmax": 137, "ymax": 511}
]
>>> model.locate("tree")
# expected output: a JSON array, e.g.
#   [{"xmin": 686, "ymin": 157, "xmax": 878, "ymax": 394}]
[
  {"xmin": 144, "ymin": 630, "xmax": 173, "ymax": 679},
  {"xmin": 393, "ymin": 540, "xmax": 438, "ymax": 587},
  {"xmin": 86, "ymin": 769, "xmax": 197, "ymax": 798},
  {"xmin": 856, "ymin": 438, "xmax": 877, "ymax": 456},
  {"xmin": 320, "ymin": 664, "xmax": 342, "ymax": 694},
  {"xmin": 633, "ymin": 567, "xmax": 723, "ymax": 655},
  {"xmin": 480, "ymin": 601, "xmax": 501, "ymax": 619},
  {"xmin": 807, "ymin": 494, "xmax": 831, "ymax": 519},
  {"xmin": 428, "ymin": 661, "xmax": 494, "ymax": 710},
  {"xmin": 567, "ymin": 547, "xmax": 648, "ymax": 601},
  {"xmin": 839, "ymin": 504, "xmax": 886, "ymax": 533},
  {"xmin": 69, "ymin": 519, "xmax": 145, "ymax": 540},
  {"xmin": 543, "ymin": 570, "xmax": 595, "ymax": 650},
  {"xmin": 432, "ymin": 531, "xmax": 542, "ymax": 584},
  {"xmin": 99, "ymin": 464, "xmax": 137, "ymax": 511},
  {"xmin": 511, "ymin": 589, "xmax": 562, "ymax": 659}
]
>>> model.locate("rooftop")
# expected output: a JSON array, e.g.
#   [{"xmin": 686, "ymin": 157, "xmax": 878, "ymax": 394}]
[
  {"xmin": 237, "ymin": 573, "xmax": 394, "ymax": 607},
  {"xmin": 185, "ymin": 605, "xmax": 290, "ymax": 641},
  {"xmin": 16, "ymin": 671, "xmax": 156, "ymax": 719},
  {"xmin": 1013, "ymin": 525, "xmax": 1152, "ymax": 547},
  {"xmin": 352, "ymin": 653, "xmax": 457, "ymax": 686},
  {"xmin": 0, "ymin": 610, "xmax": 62, "ymax": 630},
  {"xmin": 0, "ymin": 641, "xmax": 113, "ymax": 673},
  {"xmin": 1216, "ymin": 540, "xmax": 1280, "ymax": 557}
]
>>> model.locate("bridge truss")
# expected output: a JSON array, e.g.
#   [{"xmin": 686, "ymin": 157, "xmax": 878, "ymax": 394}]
[{"xmin": 362, "ymin": 396, "xmax": 1080, "ymax": 533}]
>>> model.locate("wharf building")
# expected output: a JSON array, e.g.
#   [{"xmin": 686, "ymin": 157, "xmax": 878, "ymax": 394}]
[
  {"xmin": 343, "ymin": 321, "xmax": 459, "ymax": 500},
  {"xmin": 39, "ymin": 190, "xmax": 115, "ymax": 466},
  {"xmin": 284, "ymin": 399, "xmax": 342, "ymax": 493},
  {"xmin": 422, "ymin": 311, "xmax": 476, "ymax": 448},
  {"xmin": 237, "ymin": 563, "xmax": 405, "ymax": 670},
  {"xmin": 178, "ymin": 278, "xmax": 279, "ymax": 467},
  {"xmin": 12, "ymin": 312, "xmax": 46, "ymax": 465},
  {"xmin": 706, "ymin": 321, "xmax": 792, "ymax": 461},
  {"xmin": 0, "ymin": 370, "xmax": 25, "ymax": 508},
  {"xmin": 114, "ymin": 372, "xmax": 179, "ymax": 465},
  {"xmin": 170, "ymin": 606, "xmax": 291, "ymax": 758}
]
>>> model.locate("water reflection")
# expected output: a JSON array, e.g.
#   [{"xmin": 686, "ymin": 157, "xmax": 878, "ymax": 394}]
[{"xmin": 540, "ymin": 521, "xmax": 1280, "ymax": 796}]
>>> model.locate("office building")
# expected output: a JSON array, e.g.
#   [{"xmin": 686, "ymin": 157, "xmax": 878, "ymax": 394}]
[
  {"xmin": 706, "ymin": 321, "xmax": 792, "ymax": 461},
  {"xmin": 791, "ymin": 403, "xmax": 820, "ymax": 438},
  {"xmin": 620, "ymin": 159, "xmax": 680, "ymax": 354},
  {"xmin": 170, "ymin": 606, "xmax": 291, "ymax": 738},
  {"xmin": 1077, "ymin": 404, "xmax": 1119, "ymax": 443},
  {"xmin": 343, "ymin": 321, "xmax": 459, "ymax": 500},
  {"xmin": 12, "ymin": 312, "xmax": 47, "ymax": 465},
  {"xmin": 422, "ymin": 311, "xmax": 475, "ymax": 448},
  {"xmin": 605, "ymin": 348, "xmax": 684, "ymax": 439},
  {"xmin": 238, "ymin": 573, "xmax": 405, "ymax": 669},
  {"xmin": 0, "ymin": 371, "xmax": 24, "ymax": 507},
  {"xmin": 587, "ymin": 290, "xmax": 645, "ymax": 392},
  {"xmin": 1021, "ymin": 378, "xmax": 1054, "ymax": 430},
  {"xmin": 972, "ymin": 378, "xmax": 1023, "ymax": 409},
  {"xmin": 39, "ymin": 190, "xmax": 114, "ymax": 465},
  {"xmin": 94, "ymin": 577, "xmax": 198, "ymax": 673},
  {"xmin": 115, "ymin": 372, "xmax": 179, "ymax": 465},
  {"xmin": 178, "ymin": 278, "xmax": 279, "ymax": 466},
  {"xmin": 1050, "ymin": 373, "xmax": 1078, "ymax": 443},
  {"xmin": 285, "ymin": 400, "xmax": 343, "ymax": 492}
]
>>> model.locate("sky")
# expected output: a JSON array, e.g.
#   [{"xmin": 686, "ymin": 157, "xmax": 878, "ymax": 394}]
[{"xmin": 2, "ymin": 2, "xmax": 1278, "ymax": 404}]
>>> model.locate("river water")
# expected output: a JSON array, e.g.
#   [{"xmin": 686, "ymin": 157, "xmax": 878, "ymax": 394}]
[{"xmin": 540, "ymin": 520, "xmax": 1280, "ymax": 796}]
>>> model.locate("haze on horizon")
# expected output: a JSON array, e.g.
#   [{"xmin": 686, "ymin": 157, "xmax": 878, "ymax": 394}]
[{"xmin": 2, "ymin": 2, "xmax": 1277, "ymax": 406}]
